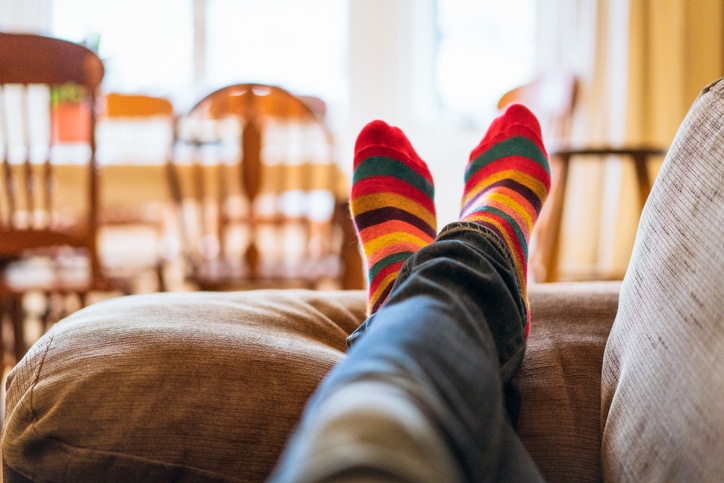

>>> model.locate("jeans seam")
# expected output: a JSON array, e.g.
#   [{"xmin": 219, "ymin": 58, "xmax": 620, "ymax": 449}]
[
  {"xmin": 437, "ymin": 221, "xmax": 527, "ymax": 382},
  {"xmin": 437, "ymin": 222, "xmax": 527, "ymax": 320}
]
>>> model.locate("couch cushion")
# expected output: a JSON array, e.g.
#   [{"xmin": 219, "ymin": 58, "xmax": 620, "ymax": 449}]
[
  {"xmin": 3, "ymin": 283, "xmax": 619, "ymax": 483},
  {"xmin": 601, "ymin": 78, "xmax": 724, "ymax": 482},
  {"xmin": 518, "ymin": 281, "xmax": 619, "ymax": 483},
  {"xmin": 2, "ymin": 289, "xmax": 367, "ymax": 482}
]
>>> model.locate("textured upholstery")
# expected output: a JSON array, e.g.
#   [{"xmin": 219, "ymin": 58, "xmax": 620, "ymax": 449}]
[
  {"xmin": 601, "ymin": 77, "xmax": 724, "ymax": 482},
  {"xmin": 2, "ymin": 290, "xmax": 366, "ymax": 482},
  {"xmin": 520, "ymin": 282, "xmax": 619, "ymax": 482},
  {"xmin": 2, "ymin": 282, "xmax": 619, "ymax": 482}
]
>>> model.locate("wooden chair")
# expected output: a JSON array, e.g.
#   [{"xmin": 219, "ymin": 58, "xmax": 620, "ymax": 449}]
[
  {"xmin": 0, "ymin": 32, "xmax": 126, "ymax": 363},
  {"xmin": 169, "ymin": 83, "xmax": 362, "ymax": 291},
  {"xmin": 97, "ymin": 92, "xmax": 177, "ymax": 291},
  {"xmin": 498, "ymin": 73, "xmax": 667, "ymax": 282}
]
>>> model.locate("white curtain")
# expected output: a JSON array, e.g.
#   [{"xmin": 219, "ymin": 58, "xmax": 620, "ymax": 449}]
[{"xmin": 536, "ymin": 0, "xmax": 631, "ymax": 280}]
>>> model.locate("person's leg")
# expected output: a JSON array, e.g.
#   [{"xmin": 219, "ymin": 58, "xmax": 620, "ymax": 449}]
[
  {"xmin": 270, "ymin": 104, "xmax": 549, "ymax": 482},
  {"xmin": 270, "ymin": 227, "xmax": 543, "ymax": 482}
]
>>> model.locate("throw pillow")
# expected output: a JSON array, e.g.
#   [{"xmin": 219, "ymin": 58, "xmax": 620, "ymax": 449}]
[
  {"xmin": 2, "ymin": 289, "xmax": 367, "ymax": 482},
  {"xmin": 600, "ymin": 77, "xmax": 724, "ymax": 481}
]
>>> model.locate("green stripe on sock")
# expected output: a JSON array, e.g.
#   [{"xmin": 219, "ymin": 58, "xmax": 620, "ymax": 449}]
[
  {"xmin": 368, "ymin": 251, "xmax": 413, "ymax": 280},
  {"xmin": 472, "ymin": 205, "xmax": 529, "ymax": 257},
  {"xmin": 466, "ymin": 136, "xmax": 548, "ymax": 176},
  {"xmin": 354, "ymin": 156, "xmax": 435, "ymax": 199}
]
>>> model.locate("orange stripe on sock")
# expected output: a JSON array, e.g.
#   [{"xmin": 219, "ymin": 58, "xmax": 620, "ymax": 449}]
[{"xmin": 366, "ymin": 234, "xmax": 430, "ymax": 264}]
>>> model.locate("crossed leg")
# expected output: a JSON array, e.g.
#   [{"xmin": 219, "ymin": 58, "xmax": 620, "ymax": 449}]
[{"xmin": 271, "ymin": 104, "xmax": 550, "ymax": 482}]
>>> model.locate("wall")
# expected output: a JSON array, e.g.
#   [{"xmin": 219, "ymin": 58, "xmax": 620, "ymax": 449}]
[
  {"xmin": 0, "ymin": 0, "xmax": 50, "ymax": 31},
  {"xmin": 346, "ymin": 0, "xmax": 475, "ymax": 226}
]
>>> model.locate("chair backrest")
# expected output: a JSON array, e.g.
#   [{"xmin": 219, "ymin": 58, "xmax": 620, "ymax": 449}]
[
  {"xmin": 102, "ymin": 93, "xmax": 175, "ymax": 118},
  {"xmin": 99, "ymin": 93, "xmax": 176, "ymax": 160},
  {"xmin": 97, "ymin": 92, "xmax": 176, "ymax": 214},
  {"xmin": 96, "ymin": 91, "xmax": 178, "ymax": 251},
  {"xmin": 170, "ymin": 83, "xmax": 348, "ymax": 289},
  {"xmin": 498, "ymin": 72, "xmax": 578, "ymax": 148},
  {"xmin": 0, "ymin": 32, "xmax": 105, "ymax": 279}
]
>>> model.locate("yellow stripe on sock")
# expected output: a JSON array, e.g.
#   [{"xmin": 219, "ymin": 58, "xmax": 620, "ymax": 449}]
[
  {"xmin": 352, "ymin": 192, "xmax": 436, "ymax": 227},
  {"xmin": 364, "ymin": 231, "xmax": 431, "ymax": 258},
  {"xmin": 483, "ymin": 192, "xmax": 535, "ymax": 236},
  {"xmin": 368, "ymin": 271, "xmax": 400, "ymax": 309}
]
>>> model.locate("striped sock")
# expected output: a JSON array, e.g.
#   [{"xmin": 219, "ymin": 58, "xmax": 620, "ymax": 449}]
[
  {"xmin": 460, "ymin": 103, "xmax": 550, "ymax": 335},
  {"xmin": 351, "ymin": 120, "xmax": 437, "ymax": 315}
]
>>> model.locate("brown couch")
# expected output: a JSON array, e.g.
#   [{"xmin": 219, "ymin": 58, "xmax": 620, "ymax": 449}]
[
  {"xmin": 3, "ymin": 77, "xmax": 723, "ymax": 482},
  {"xmin": 1, "ymin": 282, "xmax": 619, "ymax": 482}
]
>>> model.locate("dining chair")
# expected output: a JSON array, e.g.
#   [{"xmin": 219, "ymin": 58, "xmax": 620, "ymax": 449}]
[
  {"xmin": 168, "ymin": 83, "xmax": 361, "ymax": 291},
  {"xmin": 0, "ymin": 32, "xmax": 127, "ymax": 363},
  {"xmin": 498, "ymin": 73, "xmax": 667, "ymax": 282},
  {"xmin": 97, "ymin": 92, "xmax": 178, "ymax": 291}
]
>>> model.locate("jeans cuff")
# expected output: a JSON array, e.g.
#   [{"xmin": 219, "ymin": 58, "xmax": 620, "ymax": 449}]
[{"xmin": 437, "ymin": 221, "xmax": 527, "ymax": 319}]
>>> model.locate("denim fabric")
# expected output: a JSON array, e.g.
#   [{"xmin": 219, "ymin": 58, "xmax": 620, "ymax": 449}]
[{"xmin": 270, "ymin": 222, "xmax": 543, "ymax": 482}]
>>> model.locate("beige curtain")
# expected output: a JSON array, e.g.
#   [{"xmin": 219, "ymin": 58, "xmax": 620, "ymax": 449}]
[
  {"xmin": 607, "ymin": 0, "xmax": 724, "ymax": 272},
  {"xmin": 536, "ymin": 0, "xmax": 630, "ymax": 280},
  {"xmin": 537, "ymin": 0, "xmax": 724, "ymax": 280},
  {"xmin": 626, "ymin": 0, "xmax": 724, "ymax": 145}
]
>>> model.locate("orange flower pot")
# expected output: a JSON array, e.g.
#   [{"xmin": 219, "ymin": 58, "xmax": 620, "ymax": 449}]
[{"xmin": 51, "ymin": 101, "xmax": 91, "ymax": 144}]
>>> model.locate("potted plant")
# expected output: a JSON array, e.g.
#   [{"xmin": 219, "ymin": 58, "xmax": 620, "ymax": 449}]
[{"xmin": 50, "ymin": 82, "xmax": 91, "ymax": 144}]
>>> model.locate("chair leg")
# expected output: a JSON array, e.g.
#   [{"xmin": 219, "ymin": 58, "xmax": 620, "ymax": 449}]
[
  {"xmin": 156, "ymin": 263, "xmax": 167, "ymax": 292},
  {"xmin": 9, "ymin": 294, "xmax": 26, "ymax": 363},
  {"xmin": 42, "ymin": 292, "xmax": 60, "ymax": 332},
  {"xmin": 633, "ymin": 153, "xmax": 652, "ymax": 208},
  {"xmin": 0, "ymin": 294, "xmax": 6, "ymax": 368},
  {"xmin": 543, "ymin": 154, "xmax": 571, "ymax": 283},
  {"xmin": 335, "ymin": 201, "xmax": 365, "ymax": 290}
]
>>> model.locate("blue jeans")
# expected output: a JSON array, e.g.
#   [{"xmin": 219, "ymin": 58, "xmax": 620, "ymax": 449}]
[{"xmin": 270, "ymin": 222, "xmax": 544, "ymax": 482}]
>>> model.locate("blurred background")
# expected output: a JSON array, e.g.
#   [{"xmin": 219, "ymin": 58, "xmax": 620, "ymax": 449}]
[{"xmin": 1, "ymin": 0, "xmax": 723, "ymax": 279}]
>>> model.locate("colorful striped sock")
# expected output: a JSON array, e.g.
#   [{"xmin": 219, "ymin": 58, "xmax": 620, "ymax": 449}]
[
  {"xmin": 351, "ymin": 120, "xmax": 437, "ymax": 315},
  {"xmin": 460, "ymin": 103, "xmax": 550, "ymax": 335}
]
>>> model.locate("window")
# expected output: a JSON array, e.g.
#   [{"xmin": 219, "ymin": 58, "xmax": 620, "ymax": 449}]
[
  {"xmin": 51, "ymin": 0, "xmax": 194, "ymax": 102},
  {"xmin": 49, "ymin": 1, "xmax": 535, "ymax": 124},
  {"xmin": 204, "ymin": 0, "xmax": 347, "ymax": 107},
  {"xmin": 50, "ymin": 0, "xmax": 347, "ymax": 111},
  {"xmin": 435, "ymin": 0, "xmax": 538, "ymax": 125}
]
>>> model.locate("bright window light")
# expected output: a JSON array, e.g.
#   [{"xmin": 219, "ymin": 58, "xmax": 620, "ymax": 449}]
[
  {"xmin": 205, "ymin": 0, "xmax": 347, "ymax": 106},
  {"xmin": 48, "ymin": 1, "xmax": 534, "ymax": 128},
  {"xmin": 50, "ymin": 0, "xmax": 346, "ymax": 110},
  {"xmin": 435, "ymin": 0, "xmax": 538, "ymax": 125},
  {"xmin": 51, "ymin": 0, "xmax": 194, "ymax": 101}
]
